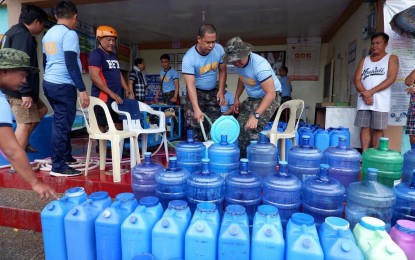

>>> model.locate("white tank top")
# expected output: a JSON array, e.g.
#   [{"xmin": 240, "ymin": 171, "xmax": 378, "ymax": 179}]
[{"xmin": 357, "ymin": 54, "xmax": 391, "ymax": 112}]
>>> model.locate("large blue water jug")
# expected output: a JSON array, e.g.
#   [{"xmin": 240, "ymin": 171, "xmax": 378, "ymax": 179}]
[
  {"xmin": 314, "ymin": 129, "xmax": 330, "ymax": 151},
  {"xmin": 302, "ymin": 164, "xmax": 345, "ymax": 229},
  {"xmin": 402, "ymin": 149, "xmax": 415, "ymax": 183},
  {"xmin": 185, "ymin": 202, "xmax": 220, "ymax": 260},
  {"xmin": 247, "ymin": 132, "xmax": 278, "ymax": 178},
  {"xmin": 208, "ymin": 134, "xmax": 240, "ymax": 178},
  {"xmin": 65, "ymin": 191, "xmax": 112, "ymax": 260},
  {"xmin": 329, "ymin": 126, "xmax": 351, "ymax": 147},
  {"xmin": 251, "ymin": 205, "xmax": 285, "ymax": 260},
  {"xmin": 176, "ymin": 129, "xmax": 206, "ymax": 174},
  {"xmin": 297, "ymin": 126, "xmax": 315, "ymax": 146},
  {"xmin": 187, "ymin": 158, "xmax": 224, "ymax": 213},
  {"xmin": 95, "ymin": 193, "xmax": 138, "ymax": 260},
  {"xmin": 286, "ymin": 213, "xmax": 324, "ymax": 260},
  {"xmin": 225, "ymin": 158, "xmax": 262, "ymax": 225},
  {"xmin": 324, "ymin": 136, "xmax": 361, "ymax": 189},
  {"xmin": 41, "ymin": 187, "xmax": 87, "ymax": 260},
  {"xmin": 318, "ymin": 217, "xmax": 363, "ymax": 260},
  {"xmin": 287, "ymin": 135, "xmax": 323, "ymax": 181},
  {"xmin": 121, "ymin": 196, "xmax": 163, "ymax": 260},
  {"xmin": 346, "ymin": 168, "xmax": 396, "ymax": 230},
  {"xmin": 131, "ymin": 152, "xmax": 163, "ymax": 201},
  {"xmin": 392, "ymin": 170, "xmax": 415, "ymax": 225},
  {"xmin": 152, "ymin": 200, "xmax": 192, "ymax": 260},
  {"xmin": 155, "ymin": 157, "xmax": 189, "ymax": 209},
  {"xmin": 262, "ymin": 161, "xmax": 302, "ymax": 229},
  {"xmin": 218, "ymin": 204, "xmax": 250, "ymax": 260}
]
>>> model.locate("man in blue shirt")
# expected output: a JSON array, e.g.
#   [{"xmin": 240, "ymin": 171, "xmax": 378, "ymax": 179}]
[
  {"xmin": 225, "ymin": 37, "xmax": 281, "ymax": 157},
  {"xmin": 155, "ymin": 54, "xmax": 180, "ymax": 105},
  {"xmin": 276, "ymin": 66, "xmax": 292, "ymax": 122},
  {"xmin": 42, "ymin": 1, "xmax": 90, "ymax": 176},
  {"xmin": 182, "ymin": 24, "xmax": 227, "ymax": 141},
  {"xmin": 0, "ymin": 48, "xmax": 57, "ymax": 200}
]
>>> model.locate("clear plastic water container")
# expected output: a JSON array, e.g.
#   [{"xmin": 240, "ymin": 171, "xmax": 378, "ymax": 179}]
[
  {"xmin": 121, "ymin": 196, "xmax": 163, "ymax": 260},
  {"xmin": 155, "ymin": 157, "xmax": 189, "ymax": 209},
  {"xmin": 218, "ymin": 204, "xmax": 250, "ymax": 260},
  {"xmin": 225, "ymin": 158, "xmax": 262, "ymax": 225},
  {"xmin": 402, "ymin": 148, "xmax": 415, "ymax": 183},
  {"xmin": 186, "ymin": 158, "xmax": 224, "ymax": 214},
  {"xmin": 318, "ymin": 217, "xmax": 363, "ymax": 260},
  {"xmin": 323, "ymin": 136, "xmax": 361, "ymax": 189},
  {"xmin": 41, "ymin": 187, "xmax": 87, "ymax": 260},
  {"xmin": 131, "ymin": 152, "xmax": 163, "ymax": 201},
  {"xmin": 247, "ymin": 132, "xmax": 278, "ymax": 178},
  {"xmin": 392, "ymin": 170, "xmax": 415, "ymax": 225},
  {"xmin": 152, "ymin": 200, "xmax": 191, "ymax": 260},
  {"xmin": 251, "ymin": 205, "xmax": 285, "ymax": 260},
  {"xmin": 64, "ymin": 191, "xmax": 112, "ymax": 260},
  {"xmin": 262, "ymin": 161, "xmax": 302, "ymax": 229},
  {"xmin": 176, "ymin": 129, "xmax": 206, "ymax": 174},
  {"xmin": 95, "ymin": 192, "xmax": 138, "ymax": 260},
  {"xmin": 346, "ymin": 168, "xmax": 396, "ymax": 230},
  {"xmin": 302, "ymin": 164, "xmax": 345, "ymax": 229},
  {"xmin": 287, "ymin": 135, "xmax": 323, "ymax": 181},
  {"xmin": 389, "ymin": 219, "xmax": 415, "ymax": 260},
  {"xmin": 185, "ymin": 202, "xmax": 220, "ymax": 260},
  {"xmin": 208, "ymin": 134, "xmax": 240, "ymax": 178},
  {"xmin": 329, "ymin": 126, "xmax": 351, "ymax": 147}
]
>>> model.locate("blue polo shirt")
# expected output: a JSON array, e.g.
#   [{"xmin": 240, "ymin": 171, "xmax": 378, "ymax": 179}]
[{"xmin": 159, "ymin": 67, "xmax": 179, "ymax": 93}]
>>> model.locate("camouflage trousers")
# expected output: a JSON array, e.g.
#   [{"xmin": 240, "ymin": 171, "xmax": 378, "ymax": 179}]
[
  {"xmin": 237, "ymin": 94, "xmax": 281, "ymax": 158},
  {"xmin": 184, "ymin": 89, "xmax": 221, "ymax": 141},
  {"xmin": 161, "ymin": 91, "xmax": 175, "ymax": 105}
]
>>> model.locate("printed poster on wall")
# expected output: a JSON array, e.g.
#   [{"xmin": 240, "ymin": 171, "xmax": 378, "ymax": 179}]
[
  {"xmin": 384, "ymin": 1, "xmax": 415, "ymax": 126},
  {"xmin": 253, "ymin": 51, "xmax": 285, "ymax": 75},
  {"xmin": 287, "ymin": 38, "xmax": 321, "ymax": 81}
]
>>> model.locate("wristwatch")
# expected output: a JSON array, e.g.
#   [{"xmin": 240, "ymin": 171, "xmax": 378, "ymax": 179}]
[{"xmin": 253, "ymin": 112, "xmax": 261, "ymax": 119}]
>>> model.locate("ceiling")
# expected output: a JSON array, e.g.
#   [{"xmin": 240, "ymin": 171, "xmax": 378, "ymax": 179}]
[{"xmin": 30, "ymin": 0, "xmax": 358, "ymax": 46}]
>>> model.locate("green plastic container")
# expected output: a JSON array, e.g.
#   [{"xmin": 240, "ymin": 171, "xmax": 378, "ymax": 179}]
[{"xmin": 362, "ymin": 137, "xmax": 403, "ymax": 188}]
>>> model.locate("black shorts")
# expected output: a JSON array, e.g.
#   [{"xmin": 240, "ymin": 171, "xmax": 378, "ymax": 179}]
[{"xmin": 94, "ymin": 102, "xmax": 122, "ymax": 127}]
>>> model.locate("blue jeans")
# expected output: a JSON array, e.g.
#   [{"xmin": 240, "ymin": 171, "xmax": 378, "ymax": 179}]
[{"xmin": 43, "ymin": 80, "xmax": 77, "ymax": 172}]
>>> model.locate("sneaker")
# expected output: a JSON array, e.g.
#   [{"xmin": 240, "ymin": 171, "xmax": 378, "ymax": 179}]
[
  {"xmin": 50, "ymin": 167, "xmax": 82, "ymax": 177},
  {"xmin": 25, "ymin": 143, "xmax": 38, "ymax": 153},
  {"xmin": 66, "ymin": 156, "xmax": 78, "ymax": 165}
]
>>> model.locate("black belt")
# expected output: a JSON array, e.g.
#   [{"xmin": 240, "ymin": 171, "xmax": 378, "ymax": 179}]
[
  {"xmin": 248, "ymin": 96, "xmax": 263, "ymax": 101},
  {"xmin": 196, "ymin": 88, "xmax": 216, "ymax": 93}
]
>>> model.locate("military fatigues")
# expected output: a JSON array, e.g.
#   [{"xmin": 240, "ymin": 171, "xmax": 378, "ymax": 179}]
[
  {"xmin": 184, "ymin": 89, "xmax": 222, "ymax": 141},
  {"xmin": 162, "ymin": 91, "xmax": 176, "ymax": 105},
  {"xmin": 238, "ymin": 95, "xmax": 280, "ymax": 158}
]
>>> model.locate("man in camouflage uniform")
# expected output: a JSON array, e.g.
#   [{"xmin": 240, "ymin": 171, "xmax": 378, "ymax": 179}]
[{"xmin": 225, "ymin": 37, "xmax": 281, "ymax": 157}]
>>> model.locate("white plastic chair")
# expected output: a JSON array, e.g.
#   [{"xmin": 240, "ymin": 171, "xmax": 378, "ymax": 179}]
[
  {"xmin": 264, "ymin": 99, "xmax": 304, "ymax": 161},
  {"xmin": 111, "ymin": 100, "xmax": 169, "ymax": 169},
  {"xmin": 79, "ymin": 97, "xmax": 140, "ymax": 182}
]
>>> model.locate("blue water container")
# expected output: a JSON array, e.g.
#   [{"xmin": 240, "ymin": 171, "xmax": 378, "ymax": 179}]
[
  {"xmin": 176, "ymin": 130, "xmax": 206, "ymax": 174},
  {"xmin": 324, "ymin": 136, "xmax": 361, "ymax": 189},
  {"xmin": 262, "ymin": 161, "xmax": 302, "ymax": 229},
  {"xmin": 285, "ymin": 213, "xmax": 324, "ymax": 260},
  {"xmin": 345, "ymin": 168, "xmax": 396, "ymax": 230},
  {"xmin": 65, "ymin": 191, "xmax": 112, "ymax": 260},
  {"xmin": 225, "ymin": 158, "xmax": 262, "ymax": 225},
  {"xmin": 155, "ymin": 157, "xmax": 189, "ymax": 209},
  {"xmin": 287, "ymin": 135, "xmax": 323, "ymax": 181},
  {"xmin": 402, "ymin": 149, "xmax": 415, "ymax": 183},
  {"xmin": 302, "ymin": 164, "xmax": 345, "ymax": 229},
  {"xmin": 208, "ymin": 134, "xmax": 240, "ymax": 178},
  {"xmin": 329, "ymin": 127, "xmax": 351, "ymax": 147},
  {"xmin": 187, "ymin": 158, "xmax": 224, "ymax": 214},
  {"xmin": 121, "ymin": 196, "xmax": 163, "ymax": 260},
  {"xmin": 314, "ymin": 129, "xmax": 330, "ymax": 151},
  {"xmin": 392, "ymin": 170, "xmax": 415, "ymax": 225},
  {"xmin": 218, "ymin": 205, "xmax": 250, "ymax": 260},
  {"xmin": 247, "ymin": 132, "xmax": 278, "ymax": 178},
  {"xmin": 95, "ymin": 193, "xmax": 138, "ymax": 260},
  {"xmin": 185, "ymin": 202, "xmax": 220, "ymax": 260},
  {"xmin": 152, "ymin": 200, "xmax": 192, "ymax": 260},
  {"xmin": 131, "ymin": 152, "xmax": 164, "ymax": 201},
  {"xmin": 319, "ymin": 217, "xmax": 363, "ymax": 260},
  {"xmin": 41, "ymin": 187, "xmax": 87, "ymax": 260},
  {"xmin": 298, "ymin": 126, "xmax": 315, "ymax": 146},
  {"xmin": 251, "ymin": 205, "xmax": 285, "ymax": 260}
]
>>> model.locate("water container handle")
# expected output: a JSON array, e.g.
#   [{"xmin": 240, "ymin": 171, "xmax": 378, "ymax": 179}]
[
  {"xmin": 58, "ymin": 195, "xmax": 69, "ymax": 202},
  {"xmin": 111, "ymin": 201, "xmax": 121, "ymax": 209}
]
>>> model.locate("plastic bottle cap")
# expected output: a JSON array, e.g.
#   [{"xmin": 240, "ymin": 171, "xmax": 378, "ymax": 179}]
[
  {"xmin": 196, "ymin": 223, "xmax": 205, "ymax": 232},
  {"xmin": 47, "ymin": 204, "xmax": 55, "ymax": 211},
  {"xmin": 386, "ymin": 244, "xmax": 397, "ymax": 254},
  {"xmin": 116, "ymin": 192, "xmax": 135, "ymax": 202},
  {"xmin": 103, "ymin": 210, "xmax": 111, "ymax": 218},
  {"xmin": 302, "ymin": 238, "xmax": 312, "ymax": 249},
  {"xmin": 396, "ymin": 219, "xmax": 415, "ymax": 234},
  {"xmin": 140, "ymin": 196, "xmax": 159, "ymax": 207},
  {"xmin": 129, "ymin": 216, "xmax": 137, "ymax": 223},
  {"xmin": 325, "ymin": 217, "xmax": 349, "ymax": 231},
  {"xmin": 89, "ymin": 191, "xmax": 108, "ymax": 201},
  {"xmin": 65, "ymin": 187, "xmax": 85, "ymax": 197},
  {"xmin": 359, "ymin": 217, "xmax": 385, "ymax": 231},
  {"xmin": 229, "ymin": 225, "xmax": 239, "ymax": 236},
  {"xmin": 161, "ymin": 219, "xmax": 170, "ymax": 228},
  {"xmin": 264, "ymin": 228, "xmax": 273, "ymax": 237},
  {"xmin": 291, "ymin": 213, "xmax": 314, "ymax": 226},
  {"xmin": 341, "ymin": 242, "xmax": 352, "ymax": 252}
]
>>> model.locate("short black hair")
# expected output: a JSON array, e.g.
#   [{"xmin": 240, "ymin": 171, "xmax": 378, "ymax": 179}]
[
  {"xmin": 55, "ymin": 1, "xmax": 78, "ymax": 19},
  {"xmin": 160, "ymin": 54, "xmax": 170, "ymax": 61},
  {"xmin": 198, "ymin": 24, "xmax": 217, "ymax": 37},
  {"xmin": 19, "ymin": 4, "xmax": 48, "ymax": 24},
  {"xmin": 371, "ymin": 32, "xmax": 389, "ymax": 43},
  {"xmin": 279, "ymin": 66, "xmax": 288, "ymax": 74},
  {"xmin": 134, "ymin": 58, "xmax": 144, "ymax": 66}
]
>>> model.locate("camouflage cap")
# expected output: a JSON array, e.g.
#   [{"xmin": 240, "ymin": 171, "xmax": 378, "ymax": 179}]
[
  {"xmin": 0, "ymin": 48, "xmax": 39, "ymax": 72},
  {"xmin": 225, "ymin": 36, "xmax": 253, "ymax": 63}
]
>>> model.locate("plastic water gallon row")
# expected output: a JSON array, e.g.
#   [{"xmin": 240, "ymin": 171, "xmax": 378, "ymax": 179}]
[{"xmin": 41, "ymin": 187, "xmax": 414, "ymax": 260}]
